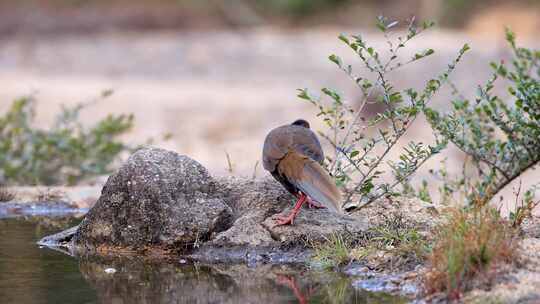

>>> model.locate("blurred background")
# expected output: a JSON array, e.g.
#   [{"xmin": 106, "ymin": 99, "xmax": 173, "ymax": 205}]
[{"xmin": 0, "ymin": 0, "xmax": 538, "ymax": 191}]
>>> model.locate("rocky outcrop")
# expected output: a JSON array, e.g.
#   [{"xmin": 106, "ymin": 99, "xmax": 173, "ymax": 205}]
[{"xmin": 42, "ymin": 147, "xmax": 370, "ymax": 262}]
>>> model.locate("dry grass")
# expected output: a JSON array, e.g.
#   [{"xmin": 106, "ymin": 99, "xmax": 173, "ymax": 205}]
[{"xmin": 423, "ymin": 206, "xmax": 519, "ymax": 300}]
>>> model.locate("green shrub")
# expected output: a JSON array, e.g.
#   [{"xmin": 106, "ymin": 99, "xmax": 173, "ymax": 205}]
[
  {"xmin": 0, "ymin": 93, "xmax": 135, "ymax": 185},
  {"xmin": 425, "ymin": 29, "xmax": 540, "ymax": 207},
  {"xmin": 303, "ymin": 20, "xmax": 538, "ymax": 300},
  {"xmin": 298, "ymin": 17, "xmax": 469, "ymax": 210}
]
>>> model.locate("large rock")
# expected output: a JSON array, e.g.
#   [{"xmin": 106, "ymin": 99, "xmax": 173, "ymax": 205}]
[
  {"xmin": 73, "ymin": 147, "xmax": 233, "ymax": 252},
  {"xmin": 185, "ymin": 176, "xmax": 369, "ymax": 264}
]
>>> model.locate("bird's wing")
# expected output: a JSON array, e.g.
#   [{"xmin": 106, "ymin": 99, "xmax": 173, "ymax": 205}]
[
  {"xmin": 262, "ymin": 126, "xmax": 290, "ymax": 172},
  {"xmin": 291, "ymin": 126, "xmax": 324, "ymax": 164},
  {"xmin": 277, "ymin": 150, "xmax": 342, "ymax": 213}
]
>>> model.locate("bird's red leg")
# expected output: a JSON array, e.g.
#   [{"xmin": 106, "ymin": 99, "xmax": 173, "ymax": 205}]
[
  {"xmin": 293, "ymin": 192, "xmax": 323, "ymax": 209},
  {"xmin": 275, "ymin": 194, "xmax": 307, "ymax": 226}
]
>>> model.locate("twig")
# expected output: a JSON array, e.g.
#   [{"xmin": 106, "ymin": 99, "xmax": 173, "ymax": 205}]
[
  {"xmin": 225, "ymin": 151, "xmax": 234, "ymax": 173},
  {"xmin": 252, "ymin": 161, "xmax": 259, "ymax": 179}
]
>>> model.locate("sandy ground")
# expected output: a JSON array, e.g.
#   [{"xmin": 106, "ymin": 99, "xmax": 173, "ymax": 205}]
[{"xmin": 0, "ymin": 28, "xmax": 538, "ymax": 213}]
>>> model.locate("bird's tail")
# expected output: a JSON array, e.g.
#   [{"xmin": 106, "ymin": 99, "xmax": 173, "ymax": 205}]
[
  {"xmin": 296, "ymin": 160, "xmax": 342, "ymax": 213},
  {"xmin": 278, "ymin": 150, "xmax": 342, "ymax": 213}
]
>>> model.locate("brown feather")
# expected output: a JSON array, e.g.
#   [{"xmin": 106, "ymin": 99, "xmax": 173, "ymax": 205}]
[
  {"xmin": 277, "ymin": 149, "xmax": 307, "ymax": 181},
  {"xmin": 277, "ymin": 150, "xmax": 342, "ymax": 213}
]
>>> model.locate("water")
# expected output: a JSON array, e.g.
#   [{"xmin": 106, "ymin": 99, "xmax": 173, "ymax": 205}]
[
  {"xmin": 0, "ymin": 217, "xmax": 95, "ymax": 304},
  {"xmin": 0, "ymin": 215, "xmax": 407, "ymax": 304}
]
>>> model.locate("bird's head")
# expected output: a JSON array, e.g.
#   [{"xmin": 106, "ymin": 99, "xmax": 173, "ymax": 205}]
[{"xmin": 291, "ymin": 119, "xmax": 310, "ymax": 129}]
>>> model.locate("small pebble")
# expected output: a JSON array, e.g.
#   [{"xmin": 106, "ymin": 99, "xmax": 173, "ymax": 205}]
[{"xmin": 104, "ymin": 268, "xmax": 117, "ymax": 274}]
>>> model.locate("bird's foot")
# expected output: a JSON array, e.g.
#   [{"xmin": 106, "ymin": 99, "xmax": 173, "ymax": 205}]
[
  {"xmin": 275, "ymin": 194, "xmax": 306, "ymax": 226},
  {"xmin": 306, "ymin": 198, "xmax": 324, "ymax": 209}
]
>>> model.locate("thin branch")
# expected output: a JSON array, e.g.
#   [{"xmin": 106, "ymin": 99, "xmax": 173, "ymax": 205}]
[
  {"xmin": 348, "ymin": 150, "xmax": 434, "ymax": 212},
  {"xmin": 488, "ymin": 156, "xmax": 540, "ymax": 203},
  {"xmin": 320, "ymin": 133, "xmax": 366, "ymax": 178}
]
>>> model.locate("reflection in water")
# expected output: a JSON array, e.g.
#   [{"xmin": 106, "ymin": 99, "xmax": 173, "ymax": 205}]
[
  {"xmin": 0, "ymin": 217, "xmax": 406, "ymax": 304},
  {"xmin": 79, "ymin": 256, "xmax": 406, "ymax": 304},
  {"xmin": 276, "ymin": 275, "xmax": 315, "ymax": 304}
]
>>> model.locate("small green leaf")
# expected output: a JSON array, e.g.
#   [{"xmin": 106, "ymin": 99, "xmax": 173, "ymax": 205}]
[
  {"xmin": 338, "ymin": 34, "xmax": 349, "ymax": 45},
  {"xmin": 329, "ymin": 54, "xmax": 343, "ymax": 68},
  {"xmin": 460, "ymin": 43, "xmax": 471, "ymax": 55},
  {"xmin": 321, "ymin": 88, "xmax": 342, "ymax": 104}
]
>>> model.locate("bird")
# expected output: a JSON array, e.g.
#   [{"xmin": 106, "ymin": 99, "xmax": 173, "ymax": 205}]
[{"xmin": 262, "ymin": 119, "xmax": 342, "ymax": 225}]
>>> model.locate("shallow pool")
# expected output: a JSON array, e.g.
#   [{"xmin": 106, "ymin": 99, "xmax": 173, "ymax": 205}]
[{"xmin": 0, "ymin": 215, "xmax": 407, "ymax": 304}]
